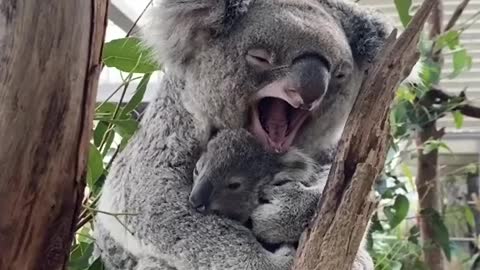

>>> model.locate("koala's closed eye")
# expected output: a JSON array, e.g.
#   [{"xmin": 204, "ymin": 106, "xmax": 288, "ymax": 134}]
[
  {"xmin": 272, "ymin": 180, "xmax": 290, "ymax": 187},
  {"xmin": 246, "ymin": 49, "xmax": 272, "ymax": 71}
]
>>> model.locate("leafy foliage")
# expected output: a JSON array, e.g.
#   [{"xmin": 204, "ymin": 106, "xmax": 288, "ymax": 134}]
[
  {"xmin": 68, "ymin": 33, "xmax": 161, "ymax": 269},
  {"xmin": 371, "ymin": 2, "xmax": 480, "ymax": 269}
]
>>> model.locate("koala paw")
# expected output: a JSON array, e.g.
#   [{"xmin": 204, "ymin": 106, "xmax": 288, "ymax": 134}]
[
  {"xmin": 267, "ymin": 244, "xmax": 295, "ymax": 269},
  {"xmin": 274, "ymin": 244, "xmax": 296, "ymax": 257},
  {"xmin": 351, "ymin": 248, "xmax": 374, "ymax": 270}
]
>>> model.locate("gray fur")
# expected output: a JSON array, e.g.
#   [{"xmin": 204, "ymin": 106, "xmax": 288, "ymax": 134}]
[
  {"xmin": 94, "ymin": 0, "xmax": 393, "ymax": 269},
  {"xmin": 189, "ymin": 128, "xmax": 322, "ymax": 230}
]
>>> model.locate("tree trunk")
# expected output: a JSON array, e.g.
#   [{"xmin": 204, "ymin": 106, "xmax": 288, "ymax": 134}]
[
  {"xmin": 292, "ymin": 1, "xmax": 437, "ymax": 269},
  {"xmin": 416, "ymin": 122, "xmax": 445, "ymax": 270},
  {"xmin": 416, "ymin": 1, "xmax": 446, "ymax": 269},
  {"xmin": 0, "ymin": 1, "xmax": 108, "ymax": 269}
]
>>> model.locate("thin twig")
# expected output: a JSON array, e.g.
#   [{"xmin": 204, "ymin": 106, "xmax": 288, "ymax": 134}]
[
  {"xmin": 126, "ymin": 0, "xmax": 154, "ymax": 37},
  {"xmin": 444, "ymin": 0, "xmax": 470, "ymax": 32},
  {"xmin": 429, "ymin": 87, "xmax": 480, "ymax": 118}
]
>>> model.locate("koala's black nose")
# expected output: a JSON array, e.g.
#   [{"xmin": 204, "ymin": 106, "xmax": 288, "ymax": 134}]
[
  {"xmin": 189, "ymin": 181, "xmax": 213, "ymax": 213},
  {"xmin": 290, "ymin": 55, "xmax": 331, "ymax": 108}
]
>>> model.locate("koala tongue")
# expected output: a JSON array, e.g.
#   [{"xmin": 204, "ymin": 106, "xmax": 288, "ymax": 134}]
[{"xmin": 265, "ymin": 99, "xmax": 289, "ymax": 143}]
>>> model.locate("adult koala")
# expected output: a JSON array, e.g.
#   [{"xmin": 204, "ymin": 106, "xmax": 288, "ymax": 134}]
[{"xmin": 93, "ymin": 0, "xmax": 393, "ymax": 269}]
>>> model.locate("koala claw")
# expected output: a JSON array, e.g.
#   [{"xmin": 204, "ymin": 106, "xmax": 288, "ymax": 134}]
[{"xmin": 274, "ymin": 244, "xmax": 296, "ymax": 257}]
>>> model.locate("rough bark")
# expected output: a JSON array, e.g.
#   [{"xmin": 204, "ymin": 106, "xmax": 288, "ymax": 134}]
[
  {"xmin": 292, "ymin": 1, "xmax": 437, "ymax": 269},
  {"xmin": 0, "ymin": 0, "xmax": 108, "ymax": 269},
  {"xmin": 416, "ymin": 121, "xmax": 445, "ymax": 270},
  {"xmin": 416, "ymin": 1, "xmax": 446, "ymax": 269}
]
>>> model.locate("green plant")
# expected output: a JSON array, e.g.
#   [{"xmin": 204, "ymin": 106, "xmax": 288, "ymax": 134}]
[
  {"xmin": 68, "ymin": 36, "xmax": 161, "ymax": 270},
  {"xmin": 369, "ymin": 1, "xmax": 480, "ymax": 269}
]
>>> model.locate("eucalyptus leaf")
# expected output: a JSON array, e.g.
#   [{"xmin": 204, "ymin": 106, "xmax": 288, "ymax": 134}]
[
  {"xmin": 87, "ymin": 144, "xmax": 104, "ymax": 191},
  {"xmin": 68, "ymin": 242, "xmax": 94, "ymax": 270},
  {"xmin": 88, "ymin": 257, "xmax": 105, "ymax": 270},
  {"xmin": 103, "ymin": 38, "xmax": 160, "ymax": 73},
  {"xmin": 465, "ymin": 207, "xmax": 475, "ymax": 228},
  {"xmin": 394, "ymin": 0, "xmax": 412, "ymax": 27},
  {"xmin": 109, "ymin": 119, "xmax": 139, "ymax": 139},
  {"xmin": 94, "ymin": 121, "xmax": 109, "ymax": 148},
  {"xmin": 450, "ymin": 48, "xmax": 472, "ymax": 78},
  {"xmin": 122, "ymin": 73, "xmax": 151, "ymax": 116},
  {"xmin": 384, "ymin": 194, "xmax": 409, "ymax": 229},
  {"xmin": 435, "ymin": 30, "xmax": 460, "ymax": 51},
  {"xmin": 452, "ymin": 110, "xmax": 464, "ymax": 129}
]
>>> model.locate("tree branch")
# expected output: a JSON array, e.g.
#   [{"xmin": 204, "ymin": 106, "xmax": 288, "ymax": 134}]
[
  {"xmin": 428, "ymin": 88, "xmax": 480, "ymax": 119},
  {"xmin": 444, "ymin": 0, "xmax": 471, "ymax": 32},
  {"xmin": 292, "ymin": 1, "xmax": 437, "ymax": 269},
  {"xmin": 0, "ymin": 1, "xmax": 108, "ymax": 269}
]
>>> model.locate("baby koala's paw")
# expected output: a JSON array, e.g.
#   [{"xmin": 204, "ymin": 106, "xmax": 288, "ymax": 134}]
[
  {"xmin": 265, "ymin": 243, "xmax": 296, "ymax": 269},
  {"xmin": 274, "ymin": 244, "xmax": 296, "ymax": 257}
]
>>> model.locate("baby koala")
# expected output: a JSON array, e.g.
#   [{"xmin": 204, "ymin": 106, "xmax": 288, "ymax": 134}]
[{"xmin": 188, "ymin": 128, "xmax": 319, "ymax": 224}]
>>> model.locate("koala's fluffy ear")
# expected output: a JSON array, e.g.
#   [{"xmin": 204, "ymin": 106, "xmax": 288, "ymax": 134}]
[
  {"xmin": 143, "ymin": 0, "xmax": 252, "ymax": 69},
  {"xmin": 323, "ymin": 0, "xmax": 395, "ymax": 64}
]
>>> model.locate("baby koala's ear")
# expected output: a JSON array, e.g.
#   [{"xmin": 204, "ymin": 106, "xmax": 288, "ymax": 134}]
[
  {"xmin": 279, "ymin": 148, "xmax": 312, "ymax": 171},
  {"xmin": 275, "ymin": 149, "xmax": 318, "ymax": 187}
]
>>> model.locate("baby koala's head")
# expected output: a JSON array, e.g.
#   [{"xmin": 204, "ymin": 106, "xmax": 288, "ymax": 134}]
[
  {"xmin": 189, "ymin": 129, "xmax": 279, "ymax": 223},
  {"xmin": 188, "ymin": 128, "xmax": 313, "ymax": 224}
]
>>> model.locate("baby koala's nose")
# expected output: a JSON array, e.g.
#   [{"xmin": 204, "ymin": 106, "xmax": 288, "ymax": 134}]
[
  {"xmin": 189, "ymin": 180, "xmax": 213, "ymax": 213},
  {"xmin": 189, "ymin": 195, "xmax": 207, "ymax": 213}
]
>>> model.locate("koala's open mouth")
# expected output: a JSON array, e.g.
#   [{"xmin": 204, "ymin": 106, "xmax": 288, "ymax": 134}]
[{"xmin": 249, "ymin": 96, "xmax": 311, "ymax": 153}]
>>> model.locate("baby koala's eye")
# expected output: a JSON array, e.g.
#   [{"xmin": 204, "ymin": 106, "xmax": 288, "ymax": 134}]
[
  {"xmin": 227, "ymin": 182, "xmax": 241, "ymax": 190},
  {"xmin": 193, "ymin": 166, "xmax": 199, "ymax": 177}
]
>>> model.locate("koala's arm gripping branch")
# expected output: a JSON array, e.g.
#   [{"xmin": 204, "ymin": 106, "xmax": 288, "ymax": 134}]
[{"xmin": 292, "ymin": 1, "xmax": 438, "ymax": 270}]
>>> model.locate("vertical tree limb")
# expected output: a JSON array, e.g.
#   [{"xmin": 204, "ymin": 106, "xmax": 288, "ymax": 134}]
[
  {"xmin": 292, "ymin": 1, "xmax": 437, "ymax": 269},
  {"xmin": 415, "ymin": 1, "xmax": 447, "ymax": 269},
  {"xmin": 0, "ymin": 0, "xmax": 108, "ymax": 269}
]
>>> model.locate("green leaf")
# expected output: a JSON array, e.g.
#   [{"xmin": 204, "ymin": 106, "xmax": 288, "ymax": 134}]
[
  {"xmin": 101, "ymin": 131, "xmax": 115, "ymax": 157},
  {"xmin": 95, "ymin": 102, "xmax": 117, "ymax": 114},
  {"xmin": 450, "ymin": 48, "xmax": 472, "ymax": 78},
  {"xmin": 88, "ymin": 257, "xmax": 105, "ymax": 270},
  {"xmin": 109, "ymin": 119, "xmax": 139, "ymax": 139},
  {"xmin": 452, "ymin": 110, "xmax": 464, "ymax": 129},
  {"xmin": 87, "ymin": 144, "xmax": 104, "ymax": 191},
  {"xmin": 384, "ymin": 194, "xmax": 410, "ymax": 229},
  {"xmin": 420, "ymin": 208, "xmax": 451, "ymax": 260},
  {"xmin": 465, "ymin": 207, "xmax": 475, "ymax": 228},
  {"xmin": 93, "ymin": 121, "xmax": 109, "ymax": 147},
  {"xmin": 68, "ymin": 242, "xmax": 94, "ymax": 270},
  {"xmin": 423, "ymin": 139, "xmax": 452, "ymax": 155},
  {"xmin": 102, "ymin": 37, "xmax": 160, "ymax": 73},
  {"xmin": 122, "ymin": 73, "xmax": 151, "ymax": 116},
  {"xmin": 401, "ymin": 163, "xmax": 414, "ymax": 182},
  {"xmin": 396, "ymin": 87, "xmax": 416, "ymax": 103},
  {"xmin": 394, "ymin": 0, "xmax": 412, "ymax": 27},
  {"xmin": 435, "ymin": 30, "xmax": 460, "ymax": 51}
]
